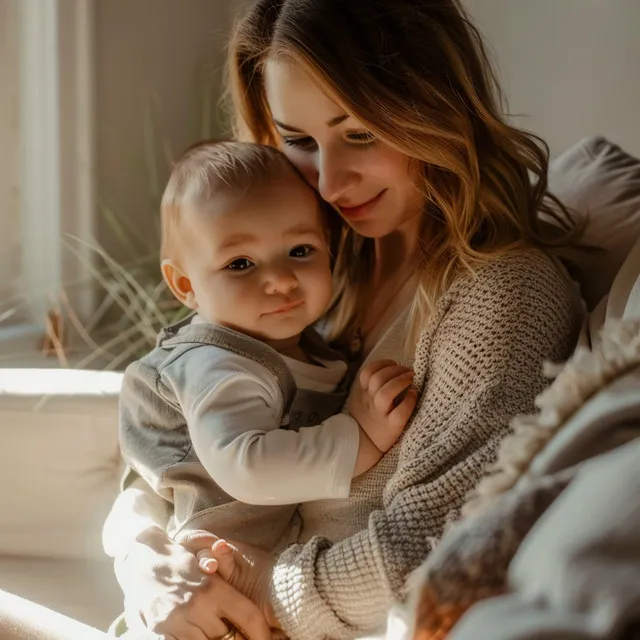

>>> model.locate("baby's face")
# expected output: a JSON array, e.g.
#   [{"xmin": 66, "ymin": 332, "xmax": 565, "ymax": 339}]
[{"xmin": 182, "ymin": 170, "xmax": 333, "ymax": 344}]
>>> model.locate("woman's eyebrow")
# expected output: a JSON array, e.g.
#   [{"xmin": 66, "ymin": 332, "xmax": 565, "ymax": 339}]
[{"xmin": 273, "ymin": 114, "xmax": 350, "ymax": 132}]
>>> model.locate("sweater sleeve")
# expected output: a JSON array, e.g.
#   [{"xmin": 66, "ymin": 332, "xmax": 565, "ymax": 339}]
[{"xmin": 271, "ymin": 251, "xmax": 582, "ymax": 640}]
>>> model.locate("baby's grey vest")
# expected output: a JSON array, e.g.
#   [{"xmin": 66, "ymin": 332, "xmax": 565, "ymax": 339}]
[{"xmin": 119, "ymin": 315, "xmax": 352, "ymax": 552}]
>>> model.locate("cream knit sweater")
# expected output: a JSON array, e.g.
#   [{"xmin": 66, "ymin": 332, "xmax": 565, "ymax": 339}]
[{"xmin": 271, "ymin": 249, "xmax": 583, "ymax": 640}]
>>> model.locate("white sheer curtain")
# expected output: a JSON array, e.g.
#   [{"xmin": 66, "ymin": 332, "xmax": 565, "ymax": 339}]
[{"xmin": 17, "ymin": 0, "xmax": 96, "ymax": 330}]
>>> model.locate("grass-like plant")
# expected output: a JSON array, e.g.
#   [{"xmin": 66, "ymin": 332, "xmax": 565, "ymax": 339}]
[{"xmin": 50, "ymin": 69, "xmax": 227, "ymax": 370}]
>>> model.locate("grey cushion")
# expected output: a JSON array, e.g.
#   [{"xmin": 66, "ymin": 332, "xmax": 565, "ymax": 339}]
[{"xmin": 548, "ymin": 136, "xmax": 640, "ymax": 309}]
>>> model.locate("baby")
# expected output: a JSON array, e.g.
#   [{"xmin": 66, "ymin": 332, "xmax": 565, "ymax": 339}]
[{"xmin": 117, "ymin": 140, "xmax": 417, "ymax": 553}]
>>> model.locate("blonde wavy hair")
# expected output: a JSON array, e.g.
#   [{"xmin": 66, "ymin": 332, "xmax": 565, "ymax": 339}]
[{"xmin": 226, "ymin": 0, "xmax": 580, "ymax": 346}]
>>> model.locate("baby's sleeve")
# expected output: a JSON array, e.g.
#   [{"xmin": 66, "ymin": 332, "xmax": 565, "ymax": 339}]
[{"xmin": 168, "ymin": 347, "xmax": 360, "ymax": 505}]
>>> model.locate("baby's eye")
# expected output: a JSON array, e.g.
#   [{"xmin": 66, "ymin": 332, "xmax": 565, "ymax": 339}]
[
  {"xmin": 289, "ymin": 245, "xmax": 315, "ymax": 259},
  {"xmin": 225, "ymin": 258, "xmax": 255, "ymax": 271}
]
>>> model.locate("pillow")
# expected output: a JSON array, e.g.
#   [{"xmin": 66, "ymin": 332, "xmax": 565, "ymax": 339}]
[{"xmin": 547, "ymin": 136, "xmax": 640, "ymax": 309}]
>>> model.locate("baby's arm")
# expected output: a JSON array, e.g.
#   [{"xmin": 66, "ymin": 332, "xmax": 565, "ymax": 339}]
[{"xmin": 174, "ymin": 349, "xmax": 361, "ymax": 504}]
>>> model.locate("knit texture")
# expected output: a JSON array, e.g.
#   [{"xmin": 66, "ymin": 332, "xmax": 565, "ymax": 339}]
[{"xmin": 271, "ymin": 249, "xmax": 583, "ymax": 640}]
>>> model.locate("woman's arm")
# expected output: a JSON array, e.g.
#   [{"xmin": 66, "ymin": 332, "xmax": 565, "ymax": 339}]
[
  {"xmin": 103, "ymin": 471, "xmax": 272, "ymax": 640},
  {"xmin": 270, "ymin": 251, "xmax": 582, "ymax": 640}
]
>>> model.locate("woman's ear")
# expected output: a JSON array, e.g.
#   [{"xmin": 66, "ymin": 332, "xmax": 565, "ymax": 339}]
[{"xmin": 161, "ymin": 259, "xmax": 197, "ymax": 309}]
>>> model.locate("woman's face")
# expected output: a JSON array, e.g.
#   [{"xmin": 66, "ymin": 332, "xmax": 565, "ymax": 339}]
[{"xmin": 264, "ymin": 59, "xmax": 425, "ymax": 239}]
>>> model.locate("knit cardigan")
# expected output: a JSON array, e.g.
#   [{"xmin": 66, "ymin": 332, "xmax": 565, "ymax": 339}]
[{"xmin": 271, "ymin": 249, "xmax": 583, "ymax": 640}]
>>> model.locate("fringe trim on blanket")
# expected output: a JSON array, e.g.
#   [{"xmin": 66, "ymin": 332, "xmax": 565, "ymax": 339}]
[
  {"xmin": 412, "ymin": 586, "xmax": 506, "ymax": 640},
  {"xmin": 461, "ymin": 318, "xmax": 640, "ymax": 518}
]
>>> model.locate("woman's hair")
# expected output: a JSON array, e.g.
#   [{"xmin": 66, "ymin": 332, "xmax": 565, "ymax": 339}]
[
  {"xmin": 160, "ymin": 140, "xmax": 296, "ymax": 260},
  {"xmin": 226, "ymin": 0, "xmax": 581, "ymax": 345}
]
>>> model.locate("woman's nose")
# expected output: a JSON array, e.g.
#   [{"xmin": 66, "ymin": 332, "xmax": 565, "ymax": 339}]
[{"xmin": 315, "ymin": 148, "xmax": 361, "ymax": 204}]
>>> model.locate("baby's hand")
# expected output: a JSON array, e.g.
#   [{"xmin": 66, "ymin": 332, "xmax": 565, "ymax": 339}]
[
  {"xmin": 176, "ymin": 529, "xmax": 222, "ymax": 573},
  {"xmin": 349, "ymin": 359, "xmax": 417, "ymax": 452}
]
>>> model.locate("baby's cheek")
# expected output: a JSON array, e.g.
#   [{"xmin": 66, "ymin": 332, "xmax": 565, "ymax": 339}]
[
  {"xmin": 226, "ymin": 280, "xmax": 260, "ymax": 309},
  {"xmin": 208, "ymin": 285, "xmax": 256, "ymax": 325}
]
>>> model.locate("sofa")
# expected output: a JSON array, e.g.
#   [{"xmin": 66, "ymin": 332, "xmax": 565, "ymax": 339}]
[
  {"xmin": 0, "ymin": 136, "xmax": 639, "ymax": 633},
  {"xmin": 0, "ymin": 368, "xmax": 124, "ymax": 630}
]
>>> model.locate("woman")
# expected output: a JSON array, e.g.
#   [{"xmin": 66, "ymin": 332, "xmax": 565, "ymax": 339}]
[{"xmin": 106, "ymin": 1, "xmax": 583, "ymax": 640}]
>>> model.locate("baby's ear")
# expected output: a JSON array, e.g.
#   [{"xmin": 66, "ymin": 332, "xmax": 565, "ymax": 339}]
[{"xmin": 161, "ymin": 259, "xmax": 197, "ymax": 309}]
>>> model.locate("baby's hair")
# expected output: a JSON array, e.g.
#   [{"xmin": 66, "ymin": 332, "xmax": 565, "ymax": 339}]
[{"xmin": 160, "ymin": 139, "xmax": 296, "ymax": 260}]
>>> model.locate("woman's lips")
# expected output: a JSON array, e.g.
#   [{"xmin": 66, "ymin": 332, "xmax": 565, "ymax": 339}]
[{"xmin": 337, "ymin": 190, "xmax": 386, "ymax": 220}]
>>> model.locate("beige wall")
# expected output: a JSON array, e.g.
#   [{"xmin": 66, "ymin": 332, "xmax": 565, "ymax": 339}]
[
  {"xmin": 95, "ymin": 0, "xmax": 235, "ymax": 262},
  {"xmin": 464, "ymin": 0, "xmax": 640, "ymax": 158},
  {"xmin": 12, "ymin": 1, "xmax": 640, "ymax": 292}
]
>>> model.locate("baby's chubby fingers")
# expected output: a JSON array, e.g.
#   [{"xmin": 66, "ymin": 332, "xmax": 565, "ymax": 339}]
[
  {"xmin": 388, "ymin": 387, "xmax": 418, "ymax": 430},
  {"xmin": 373, "ymin": 371, "xmax": 415, "ymax": 414},
  {"xmin": 360, "ymin": 360, "xmax": 413, "ymax": 394},
  {"xmin": 197, "ymin": 539, "xmax": 236, "ymax": 579},
  {"xmin": 367, "ymin": 363, "xmax": 413, "ymax": 397},
  {"xmin": 358, "ymin": 359, "xmax": 399, "ymax": 389},
  {"xmin": 196, "ymin": 549, "xmax": 219, "ymax": 574}
]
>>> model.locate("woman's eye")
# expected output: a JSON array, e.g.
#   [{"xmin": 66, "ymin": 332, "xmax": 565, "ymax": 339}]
[
  {"xmin": 282, "ymin": 136, "xmax": 317, "ymax": 151},
  {"xmin": 290, "ymin": 244, "xmax": 315, "ymax": 259},
  {"xmin": 347, "ymin": 131, "xmax": 376, "ymax": 145},
  {"xmin": 225, "ymin": 258, "xmax": 254, "ymax": 271}
]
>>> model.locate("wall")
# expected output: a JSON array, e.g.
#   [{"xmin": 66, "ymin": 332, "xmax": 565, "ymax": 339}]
[
  {"xmin": 464, "ymin": 0, "xmax": 640, "ymax": 158},
  {"xmin": 95, "ymin": 0, "xmax": 235, "ymax": 262},
  {"xmin": 12, "ymin": 1, "xmax": 639, "ymax": 306}
]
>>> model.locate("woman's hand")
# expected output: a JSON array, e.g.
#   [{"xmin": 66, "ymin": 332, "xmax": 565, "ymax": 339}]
[
  {"xmin": 192, "ymin": 538, "xmax": 281, "ymax": 634},
  {"xmin": 116, "ymin": 527, "xmax": 272, "ymax": 640}
]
